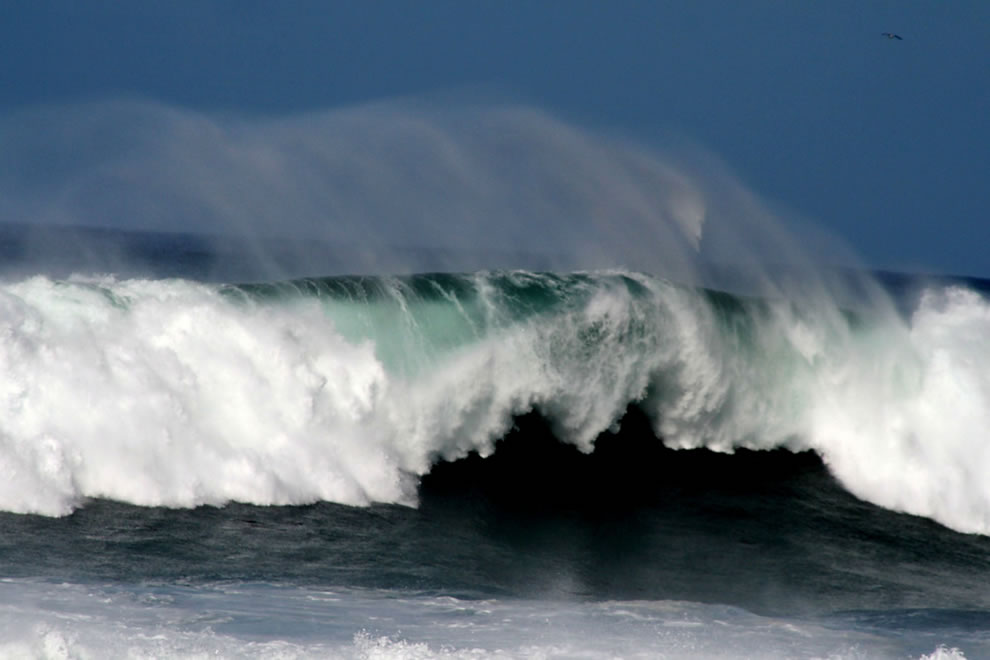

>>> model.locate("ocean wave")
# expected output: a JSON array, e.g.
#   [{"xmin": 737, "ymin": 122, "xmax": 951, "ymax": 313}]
[{"xmin": 0, "ymin": 270, "xmax": 988, "ymax": 535}]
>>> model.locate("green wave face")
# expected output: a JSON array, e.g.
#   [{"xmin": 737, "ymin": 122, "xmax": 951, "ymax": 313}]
[{"xmin": 225, "ymin": 272, "xmax": 665, "ymax": 377}]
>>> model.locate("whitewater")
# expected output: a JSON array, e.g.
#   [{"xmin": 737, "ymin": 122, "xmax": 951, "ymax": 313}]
[{"xmin": 1, "ymin": 268, "xmax": 988, "ymax": 536}]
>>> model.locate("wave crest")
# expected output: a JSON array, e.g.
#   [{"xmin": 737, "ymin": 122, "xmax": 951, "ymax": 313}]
[{"xmin": 0, "ymin": 271, "xmax": 988, "ymax": 535}]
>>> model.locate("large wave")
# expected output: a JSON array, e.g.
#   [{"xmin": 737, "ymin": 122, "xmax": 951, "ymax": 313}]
[{"xmin": 0, "ymin": 270, "xmax": 987, "ymax": 535}]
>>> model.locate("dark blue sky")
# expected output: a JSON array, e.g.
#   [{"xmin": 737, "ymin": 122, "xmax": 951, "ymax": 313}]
[{"xmin": 2, "ymin": 1, "xmax": 988, "ymax": 275}]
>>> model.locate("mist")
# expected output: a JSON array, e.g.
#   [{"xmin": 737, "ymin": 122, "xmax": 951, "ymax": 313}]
[{"xmin": 0, "ymin": 95, "xmax": 870, "ymax": 299}]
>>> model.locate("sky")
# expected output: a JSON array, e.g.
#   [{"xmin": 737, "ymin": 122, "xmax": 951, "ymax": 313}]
[{"xmin": 1, "ymin": 1, "xmax": 988, "ymax": 276}]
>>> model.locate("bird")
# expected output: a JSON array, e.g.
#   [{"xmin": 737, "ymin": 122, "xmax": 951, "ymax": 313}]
[{"xmin": 882, "ymin": 32, "xmax": 903, "ymax": 40}]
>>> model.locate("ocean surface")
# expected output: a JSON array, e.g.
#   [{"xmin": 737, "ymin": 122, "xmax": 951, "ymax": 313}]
[{"xmin": 0, "ymin": 225, "xmax": 988, "ymax": 659}]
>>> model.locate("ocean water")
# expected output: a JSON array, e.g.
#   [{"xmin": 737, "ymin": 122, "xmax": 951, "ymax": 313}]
[{"xmin": 0, "ymin": 226, "xmax": 988, "ymax": 659}]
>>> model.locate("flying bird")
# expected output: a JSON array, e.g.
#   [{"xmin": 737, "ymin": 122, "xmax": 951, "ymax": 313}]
[{"xmin": 882, "ymin": 32, "xmax": 903, "ymax": 40}]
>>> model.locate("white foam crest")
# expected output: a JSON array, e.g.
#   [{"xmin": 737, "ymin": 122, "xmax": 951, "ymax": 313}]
[
  {"xmin": 641, "ymin": 283, "xmax": 851, "ymax": 456},
  {"xmin": 808, "ymin": 286, "xmax": 990, "ymax": 534},
  {"xmin": 0, "ymin": 275, "xmax": 410, "ymax": 514},
  {"xmin": 642, "ymin": 276, "xmax": 990, "ymax": 535},
  {"xmin": 919, "ymin": 647, "xmax": 969, "ymax": 660}
]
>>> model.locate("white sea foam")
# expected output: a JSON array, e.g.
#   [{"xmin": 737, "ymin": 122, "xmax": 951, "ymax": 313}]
[
  {"xmin": 0, "ymin": 271, "xmax": 988, "ymax": 536},
  {"xmin": 0, "ymin": 275, "xmax": 409, "ymax": 514},
  {"xmin": 807, "ymin": 286, "xmax": 990, "ymax": 534},
  {"xmin": 0, "ymin": 579, "xmax": 972, "ymax": 659}
]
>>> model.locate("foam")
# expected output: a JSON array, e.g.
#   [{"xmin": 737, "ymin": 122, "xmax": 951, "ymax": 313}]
[
  {"xmin": 808, "ymin": 286, "xmax": 990, "ymax": 534},
  {"xmin": 0, "ymin": 275, "xmax": 410, "ymax": 514},
  {"xmin": 1, "ymin": 270, "xmax": 989, "ymax": 536},
  {"xmin": 0, "ymin": 579, "xmax": 970, "ymax": 659}
]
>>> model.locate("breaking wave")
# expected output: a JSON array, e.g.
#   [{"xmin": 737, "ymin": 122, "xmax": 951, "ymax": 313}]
[{"xmin": 0, "ymin": 269, "xmax": 988, "ymax": 535}]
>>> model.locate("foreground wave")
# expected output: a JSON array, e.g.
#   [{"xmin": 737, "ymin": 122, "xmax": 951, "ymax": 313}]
[{"xmin": 0, "ymin": 269, "xmax": 988, "ymax": 534}]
